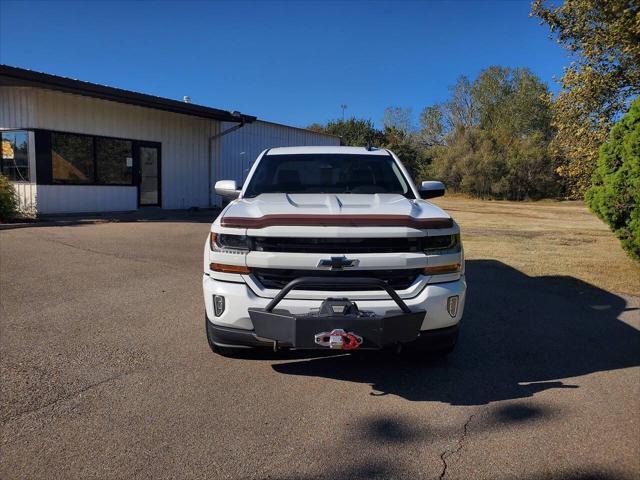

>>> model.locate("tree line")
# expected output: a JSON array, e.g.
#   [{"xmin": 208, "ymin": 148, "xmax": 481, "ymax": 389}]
[
  {"xmin": 308, "ymin": 0, "xmax": 639, "ymax": 258},
  {"xmin": 311, "ymin": 66, "xmax": 559, "ymax": 201}
]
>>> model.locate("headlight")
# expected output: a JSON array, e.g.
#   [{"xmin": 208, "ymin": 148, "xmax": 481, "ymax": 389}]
[
  {"xmin": 423, "ymin": 234, "xmax": 461, "ymax": 253},
  {"xmin": 210, "ymin": 233, "xmax": 252, "ymax": 252}
]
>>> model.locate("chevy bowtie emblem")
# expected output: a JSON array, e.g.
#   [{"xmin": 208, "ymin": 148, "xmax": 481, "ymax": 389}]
[{"xmin": 317, "ymin": 256, "xmax": 360, "ymax": 270}]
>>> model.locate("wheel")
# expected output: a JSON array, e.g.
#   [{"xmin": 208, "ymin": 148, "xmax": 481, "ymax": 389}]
[
  {"xmin": 405, "ymin": 328, "xmax": 458, "ymax": 358},
  {"xmin": 432, "ymin": 339, "xmax": 457, "ymax": 356},
  {"xmin": 428, "ymin": 329, "xmax": 458, "ymax": 357},
  {"xmin": 205, "ymin": 315, "xmax": 243, "ymax": 357}
]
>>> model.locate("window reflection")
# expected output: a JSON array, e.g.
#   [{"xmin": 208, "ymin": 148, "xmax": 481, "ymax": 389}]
[
  {"xmin": 1, "ymin": 131, "xmax": 30, "ymax": 182},
  {"xmin": 52, "ymin": 133, "xmax": 94, "ymax": 184},
  {"xmin": 97, "ymin": 138, "xmax": 132, "ymax": 184}
]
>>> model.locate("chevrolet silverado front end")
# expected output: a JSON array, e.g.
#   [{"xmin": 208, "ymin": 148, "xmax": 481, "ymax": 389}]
[{"xmin": 203, "ymin": 146, "xmax": 466, "ymax": 355}]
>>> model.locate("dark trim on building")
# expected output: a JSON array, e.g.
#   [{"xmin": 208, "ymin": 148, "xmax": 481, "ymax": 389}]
[
  {"xmin": 0, "ymin": 64, "xmax": 256, "ymax": 124},
  {"xmin": 135, "ymin": 141, "xmax": 162, "ymax": 208},
  {"xmin": 31, "ymin": 128, "xmax": 165, "ymax": 209},
  {"xmin": 34, "ymin": 129, "xmax": 52, "ymax": 184},
  {"xmin": 34, "ymin": 129, "xmax": 139, "ymax": 186}
]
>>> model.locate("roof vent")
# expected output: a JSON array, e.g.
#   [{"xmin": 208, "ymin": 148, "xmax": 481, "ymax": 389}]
[{"xmin": 183, "ymin": 96, "xmax": 191, "ymax": 103}]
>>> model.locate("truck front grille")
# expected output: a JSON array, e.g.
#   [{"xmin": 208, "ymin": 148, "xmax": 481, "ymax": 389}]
[
  {"xmin": 252, "ymin": 237, "xmax": 422, "ymax": 254},
  {"xmin": 252, "ymin": 268, "xmax": 422, "ymax": 291}
]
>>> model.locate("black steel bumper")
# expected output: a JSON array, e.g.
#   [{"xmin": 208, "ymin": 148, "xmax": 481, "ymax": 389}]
[
  {"xmin": 208, "ymin": 277, "xmax": 458, "ymax": 351},
  {"xmin": 206, "ymin": 319, "xmax": 459, "ymax": 351}
]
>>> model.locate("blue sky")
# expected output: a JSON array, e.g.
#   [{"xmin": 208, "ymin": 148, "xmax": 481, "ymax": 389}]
[{"xmin": 0, "ymin": 0, "xmax": 568, "ymax": 128}]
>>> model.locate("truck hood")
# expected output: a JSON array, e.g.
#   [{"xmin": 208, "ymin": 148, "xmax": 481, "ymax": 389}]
[{"xmin": 220, "ymin": 193, "xmax": 452, "ymax": 229}]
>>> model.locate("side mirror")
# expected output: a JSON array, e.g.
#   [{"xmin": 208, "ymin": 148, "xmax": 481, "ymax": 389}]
[
  {"xmin": 419, "ymin": 181, "xmax": 445, "ymax": 199},
  {"xmin": 215, "ymin": 180, "xmax": 240, "ymax": 200}
]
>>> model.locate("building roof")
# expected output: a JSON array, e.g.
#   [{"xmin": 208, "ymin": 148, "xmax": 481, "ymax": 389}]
[
  {"xmin": 0, "ymin": 64, "xmax": 256, "ymax": 124},
  {"xmin": 254, "ymin": 119, "xmax": 340, "ymax": 139}
]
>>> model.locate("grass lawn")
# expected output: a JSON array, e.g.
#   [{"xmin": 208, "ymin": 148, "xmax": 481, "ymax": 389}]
[{"xmin": 432, "ymin": 196, "xmax": 640, "ymax": 296}]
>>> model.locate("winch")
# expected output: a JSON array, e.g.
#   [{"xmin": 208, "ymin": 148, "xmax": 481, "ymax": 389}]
[
  {"xmin": 311, "ymin": 298, "xmax": 368, "ymax": 350},
  {"xmin": 314, "ymin": 329, "xmax": 363, "ymax": 350},
  {"xmin": 248, "ymin": 277, "xmax": 425, "ymax": 350}
]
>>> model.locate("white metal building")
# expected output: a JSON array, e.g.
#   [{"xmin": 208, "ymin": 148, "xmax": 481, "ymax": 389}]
[{"xmin": 0, "ymin": 65, "xmax": 338, "ymax": 214}]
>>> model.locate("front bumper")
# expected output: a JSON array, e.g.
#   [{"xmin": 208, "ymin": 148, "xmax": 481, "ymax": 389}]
[
  {"xmin": 246, "ymin": 277, "xmax": 425, "ymax": 349},
  {"xmin": 206, "ymin": 318, "xmax": 459, "ymax": 351},
  {"xmin": 203, "ymin": 274, "xmax": 466, "ymax": 343}
]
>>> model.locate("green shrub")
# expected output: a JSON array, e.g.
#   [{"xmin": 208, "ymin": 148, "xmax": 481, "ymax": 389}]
[
  {"xmin": 0, "ymin": 174, "xmax": 18, "ymax": 222},
  {"xmin": 427, "ymin": 127, "xmax": 561, "ymax": 200},
  {"xmin": 586, "ymin": 97, "xmax": 640, "ymax": 260}
]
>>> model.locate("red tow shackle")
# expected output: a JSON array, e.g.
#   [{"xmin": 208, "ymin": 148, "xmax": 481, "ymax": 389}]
[
  {"xmin": 341, "ymin": 332, "xmax": 362, "ymax": 350},
  {"xmin": 314, "ymin": 329, "xmax": 364, "ymax": 350}
]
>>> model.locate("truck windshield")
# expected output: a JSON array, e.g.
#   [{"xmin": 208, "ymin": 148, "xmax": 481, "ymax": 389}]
[{"xmin": 243, "ymin": 153, "xmax": 413, "ymax": 198}]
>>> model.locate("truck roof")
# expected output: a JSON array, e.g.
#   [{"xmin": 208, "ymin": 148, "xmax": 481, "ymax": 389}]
[{"xmin": 266, "ymin": 146, "xmax": 390, "ymax": 156}]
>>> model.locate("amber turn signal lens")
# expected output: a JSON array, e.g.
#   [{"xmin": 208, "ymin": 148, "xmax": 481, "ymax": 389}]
[
  {"xmin": 423, "ymin": 263, "xmax": 461, "ymax": 275},
  {"xmin": 210, "ymin": 263, "xmax": 251, "ymax": 274}
]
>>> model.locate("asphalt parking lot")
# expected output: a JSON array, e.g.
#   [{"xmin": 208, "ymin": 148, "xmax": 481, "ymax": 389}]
[{"xmin": 1, "ymin": 218, "xmax": 639, "ymax": 479}]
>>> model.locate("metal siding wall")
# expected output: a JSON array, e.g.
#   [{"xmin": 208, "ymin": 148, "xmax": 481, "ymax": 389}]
[
  {"xmin": 36, "ymin": 185, "xmax": 137, "ymax": 214},
  {"xmin": 11, "ymin": 183, "xmax": 37, "ymax": 211},
  {"xmin": 214, "ymin": 120, "xmax": 340, "ymax": 206},
  {"xmin": 0, "ymin": 86, "xmax": 217, "ymax": 212},
  {"xmin": 1, "ymin": 95, "xmax": 37, "ymax": 211},
  {"xmin": 0, "ymin": 87, "xmax": 36, "ymax": 127}
]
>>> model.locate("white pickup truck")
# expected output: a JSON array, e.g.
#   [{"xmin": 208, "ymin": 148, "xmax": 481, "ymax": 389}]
[{"xmin": 203, "ymin": 146, "xmax": 466, "ymax": 356}]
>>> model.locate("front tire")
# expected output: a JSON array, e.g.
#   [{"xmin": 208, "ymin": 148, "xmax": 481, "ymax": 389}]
[
  {"xmin": 205, "ymin": 315, "xmax": 243, "ymax": 357},
  {"xmin": 408, "ymin": 327, "xmax": 458, "ymax": 358},
  {"xmin": 431, "ymin": 339, "xmax": 457, "ymax": 356}
]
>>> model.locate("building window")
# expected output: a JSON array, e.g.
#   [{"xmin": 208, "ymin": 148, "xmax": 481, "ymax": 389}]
[
  {"xmin": 1, "ymin": 131, "xmax": 30, "ymax": 182},
  {"xmin": 52, "ymin": 132, "xmax": 95, "ymax": 184},
  {"xmin": 96, "ymin": 138, "xmax": 132, "ymax": 184},
  {"xmin": 48, "ymin": 132, "xmax": 136, "ymax": 185}
]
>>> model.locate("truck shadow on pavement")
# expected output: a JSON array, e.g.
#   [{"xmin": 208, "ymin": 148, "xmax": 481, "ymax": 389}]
[{"xmin": 272, "ymin": 259, "xmax": 640, "ymax": 405}]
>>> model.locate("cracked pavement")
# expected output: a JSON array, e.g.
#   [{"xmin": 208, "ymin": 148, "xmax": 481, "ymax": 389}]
[
  {"xmin": 1, "ymin": 220, "xmax": 639, "ymax": 479},
  {"xmin": 439, "ymin": 413, "xmax": 476, "ymax": 479}
]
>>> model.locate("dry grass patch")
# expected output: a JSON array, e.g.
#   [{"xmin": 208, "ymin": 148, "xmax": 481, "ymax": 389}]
[{"xmin": 432, "ymin": 196, "xmax": 640, "ymax": 296}]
